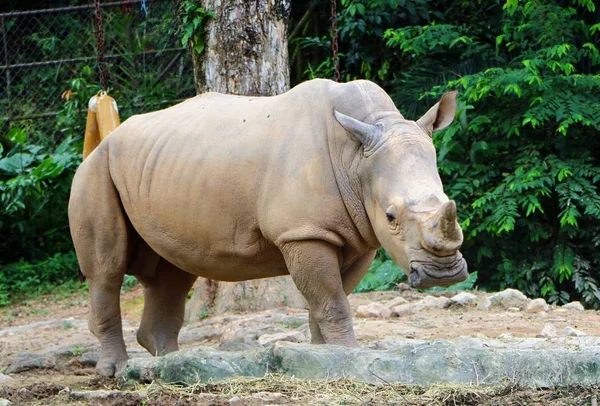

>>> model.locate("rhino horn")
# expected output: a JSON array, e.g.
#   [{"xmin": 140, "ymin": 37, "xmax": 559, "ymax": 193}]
[
  {"xmin": 334, "ymin": 110, "xmax": 381, "ymax": 149},
  {"xmin": 424, "ymin": 200, "xmax": 463, "ymax": 252}
]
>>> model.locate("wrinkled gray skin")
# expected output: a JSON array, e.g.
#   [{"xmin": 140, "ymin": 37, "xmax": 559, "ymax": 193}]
[{"xmin": 68, "ymin": 79, "xmax": 467, "ymax": 377}]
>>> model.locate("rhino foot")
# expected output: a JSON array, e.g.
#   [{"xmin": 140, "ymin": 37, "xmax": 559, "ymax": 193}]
[{"xmin": 96, "ymin": 356, "xmax": 128, "ymax": 377}]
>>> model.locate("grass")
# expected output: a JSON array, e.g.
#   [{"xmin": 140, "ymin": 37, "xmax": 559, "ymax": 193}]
[
  {"xmin": 62, "ymin": 320, "xmax": 74, "ymax": 330},
  {"xmin": 132, "ymin": 374, "xmax": 499, "ymax": 405},
  {"xmin": 279, "ymin": 320, "xmax": 306, "ymax": 329},
  {"xmin": 112, "ymin": 376, "xmax": 599, "ymax": 406}
]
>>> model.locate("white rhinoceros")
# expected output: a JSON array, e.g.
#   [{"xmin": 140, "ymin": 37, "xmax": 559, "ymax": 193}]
[{"xmin": 68, "ymin": 79, "xmax": 467, "ymax": 376}]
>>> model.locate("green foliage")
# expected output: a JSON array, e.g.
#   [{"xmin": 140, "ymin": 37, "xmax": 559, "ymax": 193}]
[
  {"xmin": 354, "ymin": 249, "xmax": 406, "ymax": 292},
  {"xmin": 1, "ymin": 3, "xmax": 192, "ymax": 304},
  {"xmin": 423, "ymin": 272, "xmax": 478, "ymax": 295},
  {"xmin": 299, "ymin": 0, "xmax": 600, "ymax": 307},
  {"xmin": 179, "ymin": 1, "xmax": 215, "ymax": 54},
  {"xmin": 121, "ymin": 275, "xmax": 139, "ymax": 293},
  {"xmin": 0, "ymin": 252, "xmax": 82, "ymax": 306},
  {"xmin": 0, "ymin": 68, "xmax": 97, "ymax": 306},
  {"xmin": 385, "ymin": 1, "xmax": 600, "ymax": 307}
]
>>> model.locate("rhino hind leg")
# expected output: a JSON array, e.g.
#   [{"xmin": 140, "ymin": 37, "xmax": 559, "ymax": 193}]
[
  {"xmin": 282, "ymin": 241, "xmax": 358, "ymax": 347},
  {"xmin": 136, "ymin": 259, "xmax": 197, "ymax": 356},
  {"xmin": 68, "ymin": 146, "xmax": 131, "ymax": 377}
]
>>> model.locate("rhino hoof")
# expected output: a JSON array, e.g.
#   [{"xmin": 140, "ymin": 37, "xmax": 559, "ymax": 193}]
[{"xmin": 96, "ymin": 357, "xmax": 128, "ymax": 377}]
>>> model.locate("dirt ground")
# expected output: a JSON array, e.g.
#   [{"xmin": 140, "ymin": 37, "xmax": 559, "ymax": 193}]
[{"xmin": 1, "ymin": 287, "xmax": 599, "ymax": 405}]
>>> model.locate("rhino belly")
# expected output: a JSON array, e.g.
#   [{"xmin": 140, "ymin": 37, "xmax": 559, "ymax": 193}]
[{"xmin": 124, "ymin": 200, "xmax": 290, "ymax": 281}]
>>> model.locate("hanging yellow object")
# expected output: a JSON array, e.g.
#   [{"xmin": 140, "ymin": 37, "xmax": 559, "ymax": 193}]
[{"xmin": 82, "ymin": 92, "xmax": 121, "ymax": 159}]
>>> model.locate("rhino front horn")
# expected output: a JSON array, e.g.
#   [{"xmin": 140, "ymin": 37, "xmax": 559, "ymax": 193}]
[{"xmin": 423, "ymin": 200, "xmax": 463, "ymax": 252}]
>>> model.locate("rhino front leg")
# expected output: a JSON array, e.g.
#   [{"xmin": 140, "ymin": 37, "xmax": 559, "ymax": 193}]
[
  {"xmin": 307, "ymin": 251, "xmax": 377, "ymax": 344},
  {"xmin": 136, "ymin": 259, "xmax": 197, "ymax": 356},
  {"xmin": 282, "ymin": 241, "xmax": 357, "ymax": 347}
]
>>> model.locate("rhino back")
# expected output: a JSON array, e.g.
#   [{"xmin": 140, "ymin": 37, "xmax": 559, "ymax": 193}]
[{"xmin": 105, "ymin": 80, "xmax": 356, "ymax": 278}]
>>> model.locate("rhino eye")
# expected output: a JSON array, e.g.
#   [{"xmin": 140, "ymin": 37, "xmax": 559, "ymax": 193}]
[{"xmin": 386, "ymin": 213, "xmax": 396, "ymax": 223}]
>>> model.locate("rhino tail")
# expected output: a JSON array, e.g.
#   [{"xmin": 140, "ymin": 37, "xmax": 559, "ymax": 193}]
[{"xmin": 78, "ymin": 268, "xmax": 86, "ymax": 283}]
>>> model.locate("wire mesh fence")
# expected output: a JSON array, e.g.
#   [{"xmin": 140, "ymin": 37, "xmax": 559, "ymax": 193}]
[{"xmin": 0, "ymin": 0, "xmax": 195, "ymax": 146}]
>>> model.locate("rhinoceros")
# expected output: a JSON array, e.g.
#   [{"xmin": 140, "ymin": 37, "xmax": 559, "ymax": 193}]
[{"xmin": 68, "ymin": 79, "xmax": 467, "ymax": 376}]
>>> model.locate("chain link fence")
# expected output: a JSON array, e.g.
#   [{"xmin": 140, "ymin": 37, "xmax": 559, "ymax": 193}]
[{"xmin": 0, "ymin": 0, "xmax": 195, "ymax": 145}]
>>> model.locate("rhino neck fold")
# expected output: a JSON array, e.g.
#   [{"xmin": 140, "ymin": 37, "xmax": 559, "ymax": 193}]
[{"xmin": 327, "ymin": 120, "xmax": 379, "ymax": 250}]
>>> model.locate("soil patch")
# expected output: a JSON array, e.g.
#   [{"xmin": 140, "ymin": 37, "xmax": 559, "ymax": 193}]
[{"xmin": 1, "ymin": 288, "xmax": 599, "ymax": 405}]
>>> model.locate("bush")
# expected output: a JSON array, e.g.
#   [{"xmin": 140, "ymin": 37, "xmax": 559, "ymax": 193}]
[
  {"xmin": 395, "ymin": 0, "xmax": 600, "ymax": 307},
  {"xmin": 0, "ymin": 252, "xmax": 81, "ymax": 306},
  {"xmin": 0, "ymin": 69, "xmax": 96, "ymax": 306},
  {"xmin": 354, "ymin": 249, "xmax": 406, "ymax": 292}
]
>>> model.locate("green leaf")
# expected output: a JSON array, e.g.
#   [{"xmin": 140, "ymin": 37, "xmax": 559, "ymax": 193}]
[
  {"xmin": 503, "ymin": 83, "xmax": 521, "ymax": 98},
  {"xmin": 7, "ymin": 128, "xmax": 26, "ymax": 144},
  {"xmin": 0, "ymin": 153, "xmax": 35, "ymax": 174},
  {"xmin": 32, "ymin": 157, "xmax": 63, "ymax": 179}
]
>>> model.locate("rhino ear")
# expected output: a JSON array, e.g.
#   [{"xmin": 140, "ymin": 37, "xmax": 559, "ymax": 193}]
[
  {"xmin": 416, "ymin": 91, "xmax": 457, "ymax": 135},
  {"xmin": 334, "ymin": 110, "xmax": 381, "ymax": 148}
]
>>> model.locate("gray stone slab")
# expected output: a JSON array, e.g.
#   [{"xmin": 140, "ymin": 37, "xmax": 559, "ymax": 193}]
[
  {"xmin": 122, "ymin": 346, "xmax": 269, "ymax": 383},
  {"xmin": 121, "ymin": 337, "xmax": 600, "ymax": 387}
]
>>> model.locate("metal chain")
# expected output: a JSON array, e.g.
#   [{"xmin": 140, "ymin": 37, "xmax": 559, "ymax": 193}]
[
  {"xmin": 330, "ymin": 0, "xmax": 340, "ymax": 82},
  {"xmin": 94, "ymin": 0, "xmax": 107, "ymax": 91}
]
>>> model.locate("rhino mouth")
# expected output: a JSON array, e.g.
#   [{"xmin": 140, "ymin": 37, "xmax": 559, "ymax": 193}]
[{"xmin": 408, "ymin": 254, "xmax": 468, "ymax": 289}]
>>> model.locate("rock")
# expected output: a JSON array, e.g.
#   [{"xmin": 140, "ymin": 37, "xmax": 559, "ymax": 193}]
[
  {"xmin": 562, "ymin": 302, "xmax": 585, "ymax": 312},
  {"xmin": 220, "ymin": 322, "xmax": 285, "ymax": 344},
  {"xmin": 507, "ymin": 307, "xmax": 521, "ymax": 312},
  {"xmin": 450, "ymin": 292, "xmax": 477, "ymax": 306},
  {"xmin": 401, "ymin": 291, "xmax": 425, "ymax": 302},
  {"xmin": 70, "ymin": 390, "xmax": 147, "ymax": 400},
  {"xmin": 391, "ymin": 296, "xmax": 450, "ymax": 317},
  {"xmin": 0, "ymin": 374, "xmax": 13, "ymax": 384},
  {"xmin": 252, "ymin": 392, "xmax": 285, "ymax": 402},
  {"xmin": 397, "ymin": 283, "xmax": 412, "ymax": 291},
  {"xmin": 198, "ymin": 394, "xmax": 220, "ymax": 400},
  {"xmin": 0, "ymin": 318, "xmax": 86, "ymax": 338},
  {"xmin": 356, "ymin": 302, "xmax": 392, "ymax": 318},
  {"xmin": 0, "ymin": 399, "xmax": 10, "ymax": 406},
  {"xmin": 122, "ymin": 346, "xmax": 269, "ymax": 384},
  {"xmin": 78, "ymin": 352, "xmax": 100, "ymax": 367},
  {"xmin": 477, "ymin": 295, "xmax": 492, "ymax": 310},
  {"xmin": 538, "ymin": 323, "xmax": 558, "ymax": 338},
  {"xmin": 565, "ymin": 327, "xmax": 587, "ymax": 337},
  {"xmin": 418, "ymin": 296, "xmax": 452, "ymax": 309},
  {"xmin": 5, "ymin": 352, "xmax": 55, "ymax": 374},
  {"xmin": 526, "ymin": 298, "xmax": 549, "ymax": 313},
  {"xmin": 258, "ymin": 331, "xmax": 306, "ymax": 346},
  {"xmin": 228, "ymin": 396, "xmax": 242, "ymax": 404},
  {"xmin": 489, "ymin": 289, "xmax": 529, "ymax": 309},
  {"xmin": 217, "ymin": 341, "xmax": 260, "ymax": 351},
  {"xmin": 384, "ymin": 297, "xmax": 409, "ymax": 308},
  {"xmin": 179, "ymin": 326, "xmax": 222, "ymax": 344},
  {"xmin": 123, "ymin": 338, "xmax": 600, "ymax": 387},
  {"xmin": 499, "ymin": 333, "xmax": 513, "ymax": 339},
  {"xmin": 391, "ymin": 303, "xmax": 417, "ymax": 316},
  {"xmin": 271, "ymin": 339, "xmax": 600, "ymax": 387}
]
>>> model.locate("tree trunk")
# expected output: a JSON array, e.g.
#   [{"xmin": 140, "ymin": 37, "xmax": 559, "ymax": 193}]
[
  {"xmin": 181, "ymin": 0, "xmax": 306, "ymax": 321},
  {"xmin": 191, "ymin": 0, "xmax": 290, "ymax": 96}
]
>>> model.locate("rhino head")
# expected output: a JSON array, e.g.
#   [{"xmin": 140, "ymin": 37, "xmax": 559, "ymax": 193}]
[{"xmin": 334, "ymin": 91, "xmax": 468, "ymax": 289}]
